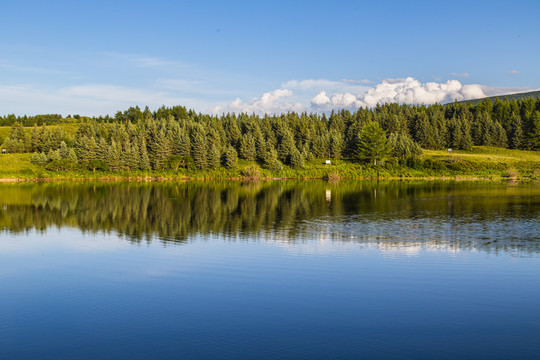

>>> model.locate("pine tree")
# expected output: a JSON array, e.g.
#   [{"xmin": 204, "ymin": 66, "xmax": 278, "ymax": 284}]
[
  {"xmin": 31, "ymin": 124, "xmax": 40, "ymax": 152},
  {"xmin": 153, "ymin": 129, "xmax": 172, "ymax": 170},
  {"xmin": 47, "ymin": 149, "xmax": 61, "ymax": 162},
  {"xmin": 507, "ymin": 113, "xmax": 524, "ymax": 149},
  {"xmin": 329, "ymin": 129, "xmax": 344, "ymax": 159},
  {"xmin": 263, "ymin": 145, "xmax": 283, "ymax": 172},
  {"xmin": 290, "ymin": 148, "xmax": 304, "ymax": 169},
  {"xmin": 67, "ymin": 148, "xmax": 78, "ymax": 164},
  {"xmin": 528, "ymin": 111, "xmax": 540, "ymax": 150},
  {"xmin": 31, "ymin": 152, "xmax": 42, "ymax": 165},
  {"xmin": 106, "ymin": 140, "xmax": 121, "ymax": 171},
  {"xmin": 388, "ymin": 132, "xmax": 422, "ymax": 159},
  {"xmin": 125, "ymin": 142, "xmax": 140, "ymax": 170},
  {"xmin": 277, "ymin": 129, "xmax": 296, "ymax": 163},
  {"xmin": 223, "ymin": 145, "xmax": 238, "ymax": 169},
  {"xmin": 239, "ymin": 134, "xmax": 257, "ymax": 161},
  {"xmin": 356, "ymin": 121, "xmax": 393, "ymax": 165},
  {"xmin": 59, "ymin": 141, "xmax": 69, "ymax": 159},
  {"xmin": 139, "ymin": 135, "xmax": 151, "ymax": 171},
  {"xmin": 97, "ymin": 138, "xmax": 108, "ymax": 160},
  {"xmin": 208, "ymin": 143, "xmax": 221, "ymax": 169},
  {"xmin": 191, "ymin": 124, "xmax": 208, "ymax": 169},
  {"xmin": 253, "ymin": 127, "xmax": 267, "ymax": 161}
]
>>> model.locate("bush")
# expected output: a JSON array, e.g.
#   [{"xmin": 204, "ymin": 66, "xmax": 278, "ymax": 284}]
[
  {"xmin": 240, "ymin": 165, "xmax": 261, "ymax": 180},
  {"xmin": 45, "ymin": 159, "xmax": 78, "ymax": 171}
]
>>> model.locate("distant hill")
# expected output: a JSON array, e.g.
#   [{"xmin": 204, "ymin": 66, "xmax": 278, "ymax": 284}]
[{"xmin": 460, "ymin": 90, "xmax": 540, "ymax": 105}]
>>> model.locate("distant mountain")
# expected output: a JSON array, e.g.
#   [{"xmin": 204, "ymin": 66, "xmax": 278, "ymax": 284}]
[{"xmin": 460, "ymin": 90, "xmax": 540, "ymax": 105}]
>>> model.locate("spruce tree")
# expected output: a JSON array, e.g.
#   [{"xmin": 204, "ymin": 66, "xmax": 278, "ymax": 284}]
[
  {"xmin": 208, "ymin": 143, "xmax": 221, "ymax": 169},
  {"xmin": 278, "ymin": 129, "xmax": 296, "ymax": 163},
  {"xmin": 356, "ymin": 121, "xmax": 393, "ymax": 165},
  {"xmin": 191, "ymin": 124, "xmax": 208, "ymax": 169},
  {"xmin": 263, "ymin": 146, "xmax": 283, "ymax": 172},
  {"xmin": 290, "ymin": 148, "xmax": 305, "ymax": 169},
  {"xmin": 507, "ymin": 114, "xmax": 524, "ymax": 149},
  {"xmin": 329, "ymin": 129, "xmax": 344, "ymax": 159},
  {"xmin": 239, "ymin": 134, "xmax": 257, "ymax": 161},
  {"xmin": 528, "ymin": 111, "xmax": 540, "ymax": 150},
  {"xmin": 139, "ymin": 136, "xmax": 151, "ymax": 171},
  {"xmin": 223, "ymin": 145, "xmax": 238, "ymax": 169}
]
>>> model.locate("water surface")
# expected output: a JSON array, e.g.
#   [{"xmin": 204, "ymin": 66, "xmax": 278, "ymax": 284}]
[{"xmin": 1, "ymin": 181, "xmax": 539, "ymax": 359}]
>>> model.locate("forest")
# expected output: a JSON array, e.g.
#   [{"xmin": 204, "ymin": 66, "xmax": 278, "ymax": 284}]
[{"xmin": 1, "ymin": 97, "xmax": 540, "ymax": 173}]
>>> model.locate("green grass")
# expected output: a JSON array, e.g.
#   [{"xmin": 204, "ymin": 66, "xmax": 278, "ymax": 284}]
[
  {"xmin": 0, "ymin": 153, "xmax": 51, "ymax": 178},
  {"xmin": 0, "ymin": 146, "xmax": 539, "ymax": 181},
  {"xmin": 0, "ymin": 127, "xmax": 11, "ymax": 141}
]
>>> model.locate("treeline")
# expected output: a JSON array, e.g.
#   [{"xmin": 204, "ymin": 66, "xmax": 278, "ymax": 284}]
[
  {"xmin": 2, "ymin": 97, "xmax": 540, "ymax": 172},
  {"xmin": 0, "ymin": 114, "xmax": 74, "ymax": 127}
]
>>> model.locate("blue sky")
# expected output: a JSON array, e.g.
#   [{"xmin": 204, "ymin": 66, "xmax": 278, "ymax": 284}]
[{"xmin": 1, "ymin": 0, "xmax": 539, "ymax": 116}]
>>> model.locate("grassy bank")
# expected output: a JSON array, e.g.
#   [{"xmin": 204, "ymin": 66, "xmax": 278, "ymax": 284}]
[{"xmin": 1, "ymin": 146, "xmax": 539, "ymax": 181}]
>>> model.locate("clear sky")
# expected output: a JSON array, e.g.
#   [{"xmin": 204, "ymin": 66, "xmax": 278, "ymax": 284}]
[{"xmin": 1, "ymin": 0, "xmax": 539, "ymax": 116}]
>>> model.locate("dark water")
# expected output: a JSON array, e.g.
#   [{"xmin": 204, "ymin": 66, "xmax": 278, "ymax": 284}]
[{"xmin": 0, "ymin": 181, "xmax": 539, "ymax": 359}]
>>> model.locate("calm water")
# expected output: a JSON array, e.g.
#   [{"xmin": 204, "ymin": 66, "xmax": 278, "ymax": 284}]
[{"xmin": 0, "ymin": 181, "xmax": 539, "ymax": 359}]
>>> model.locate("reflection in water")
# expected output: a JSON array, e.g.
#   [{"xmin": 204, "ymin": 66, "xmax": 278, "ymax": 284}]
[{"xmin": 0, "ymin": 181, "xmax": 539, "ymax": 255}]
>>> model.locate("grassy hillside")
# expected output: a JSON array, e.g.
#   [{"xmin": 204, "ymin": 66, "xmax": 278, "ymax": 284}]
[{"xmin": 460, "ymin": 90, "xmax": 540, "ymax": 106}]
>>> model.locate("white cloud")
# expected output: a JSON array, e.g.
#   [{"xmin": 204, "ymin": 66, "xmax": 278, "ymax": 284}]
[
  {"xmin": 211, "ymin": 89, "xmax": 304, "ymax": 114},
  {"xmin": 211, "ymin": 76, "xmax": 533, "ymax": 115},
  {"xmin": 311, "ymin": 91, "xmax": 331, "ymax": 106},
  {"xmin": 312, "ymin": 77, "xmax": 487, "ymax": 109},
  {"xmin": 311, "ymin": 92, "xmax": 364, "ymax": 109},
  {"xmin": 452, "ymin": 72, "xmax": 470, "ymax": 78},
  {"xmin": 508, "ymin": 69, "xmax": 519, "ymax": 75}
]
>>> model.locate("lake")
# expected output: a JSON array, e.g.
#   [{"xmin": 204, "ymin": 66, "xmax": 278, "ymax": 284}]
[{"xmin": 1, "ymin": 181, "xmax": 539, "ymax": 359}]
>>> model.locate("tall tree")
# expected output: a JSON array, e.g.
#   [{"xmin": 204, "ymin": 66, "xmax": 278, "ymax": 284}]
[{"xmin": 356, "ymin": 121, "xmax": 393, "ymax": 165}]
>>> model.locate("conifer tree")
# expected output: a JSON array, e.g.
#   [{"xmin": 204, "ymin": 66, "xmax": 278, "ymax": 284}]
[
  {"xmin": 329, "ymin": 129, "xmax": 344, "ymax": 159},
  {"xmin": 59, "ymin": 141, "xmax": 69, "ymax": 159},
  {"xmin": 67, "ymin": 148, "xmax": 78, "ymax": 164},
  {"xmin": 208, "ymin": 143, "xmax": 221, "ymax": 169},
  {"xmin": 191, "ymin": 124, "xmax": 208, "ymax": 169},
  {"xmin": 106, "ymin": 140, "xmax": 121, "ymax": 171},
  {"xmin": 239, "ymin": 134, "xmax": 257, "ymax": 161},
  {"xmin": 139, "ymin": 135, "xmax": 151, "ymax": 171},
  {"xmin": 290, "ymin": 148, "xmax": 304, "ymax": 169},
  {"xmin": 507, "ymin": 113, "xmax": 524, "ymax": 149},
  {"xmin": 153, "ymin": 129, "xmax": 172, "ymax": 170},
  {"xmin": 278, "ymin": 129, "xmax": 296, "ymax": 163},
  {"xmin": 388, "ymin": 132, "xmax": 422, "ymax": 159},
  {"xmin": 356, "ymin": 121, "xmax": 393, "ymax": 165},
  {"xmin": 263, "ymin": 146, "xmax": 283, "ymax": 172},
  {"xmin": 223, "ymin": 145, "xmax": 238, "ymax": 169},
  {"xmin": 529, "ymin": 111, "xmax": 540, "ymax": 150}
]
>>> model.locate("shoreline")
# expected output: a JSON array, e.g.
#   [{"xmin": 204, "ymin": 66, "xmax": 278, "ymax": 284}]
[{"xmin": 0, "ymin": 175, "xmax": 527, "ymax": 183}]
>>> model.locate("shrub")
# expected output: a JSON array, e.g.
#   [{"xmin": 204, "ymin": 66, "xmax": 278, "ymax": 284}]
[{"xmin": 240, "ymin": 165, "xmax": 261, "ymax": 180}]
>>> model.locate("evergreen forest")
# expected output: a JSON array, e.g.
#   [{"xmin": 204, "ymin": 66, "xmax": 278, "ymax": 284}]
[{"xmin": 1, "ymin": 97, "xmax": 540, "ymax": 173}]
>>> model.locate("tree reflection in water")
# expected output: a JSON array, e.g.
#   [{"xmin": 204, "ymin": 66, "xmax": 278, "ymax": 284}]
[{"xmin": 0, "ymin": 181, "xmax": 539, "ymax": 255}]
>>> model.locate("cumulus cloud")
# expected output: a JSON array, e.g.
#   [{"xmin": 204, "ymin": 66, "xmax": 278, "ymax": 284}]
[
  {"xmin": 210, "ymin": 89, "xmax": 304, "ymax": 114},
  {"xmin": 310, "ymin": 77, "xmax": 482, "ymax": 110},
  {"xmin": 211, "ymin": 77, "xmax": 533, "ymax": 115}
]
